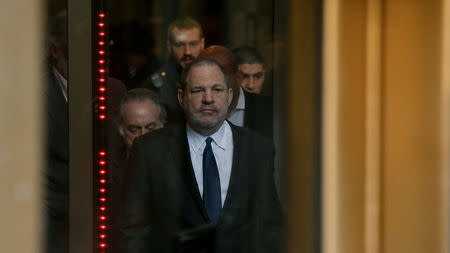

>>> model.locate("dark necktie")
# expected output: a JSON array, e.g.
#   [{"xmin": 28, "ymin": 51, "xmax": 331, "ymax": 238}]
[{"xmin": 203, "ymin": 137, "xmax": 222, "ymax": 223}]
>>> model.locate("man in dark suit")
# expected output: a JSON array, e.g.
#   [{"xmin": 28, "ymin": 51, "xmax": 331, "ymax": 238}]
[
  {"xmin": 121, "ymin": 58, "xmax": 283, "ymax": 253},
  {"xmin": 143, "ymin": 17, "xmax": 205, "ymax": 123},
  {"xmin": 216, "ymin": 46, "xmax": 273, "ymax": 140},
  {"xmin": 196, "ymin": 45, "xmax": 273, "ymax": 140},
  {"xmin": 239, "ymin": 89, "xmax": 273, "ymax": 139},
  {"xmin": 44, "ymin": 11, "xmax": 70, "ymax": 253},
  {"xmin": 110, "ymin": 88, "xmax": 167, "ymax": 253},
  {"xmin": 233, "ymin": 47, "xmax": 266, "ymax": 95}
]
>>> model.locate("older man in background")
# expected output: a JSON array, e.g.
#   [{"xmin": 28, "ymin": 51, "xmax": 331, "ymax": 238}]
[{"xmin": 111, "ymin": 88, "xmax": 167, "ymax": 253}]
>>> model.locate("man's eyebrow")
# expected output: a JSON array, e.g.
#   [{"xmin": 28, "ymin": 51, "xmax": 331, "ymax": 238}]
[
  {"xmin": 144, "ymin": 122, "xmax": 157, "ymax": 128},
  {"xmin": 174, "ymin": 39, "xmax": 201, "ymax": 44},
  {"xmin": 212, "ymin": 83, "xmax": 226, "ymax": 88}
]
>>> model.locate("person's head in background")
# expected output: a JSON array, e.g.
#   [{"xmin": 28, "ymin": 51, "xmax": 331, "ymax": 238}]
[
  {"xmin": 233, "ymin": 47, "xmax": 265, "ymax": 94},
  {"xmin": 47, "ymin": 10, "xmax": 68, "ymax": 78},
  {"xmin": 118, "ymin": 88, "xmax": 167, "ymax": 149},
  {"xmin": 167, "ymin": 17, "xmax": 205, "ymax": 69},
  {"xmin": 198, "ymin": 45, "xmax": 239, "ymax": 115}
]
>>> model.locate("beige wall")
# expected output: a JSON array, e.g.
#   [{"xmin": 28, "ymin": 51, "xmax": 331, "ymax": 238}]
[
  {"xmin": 383, "ymin": 0, "xmax": 443, "ymax": 252},
  {"xmin": 322, "ymin": 0, "xmax": 449, "ymax": 252},
  {"xmin": 0, "ymin": 0, "xmax": 43, "ymax": 252}
]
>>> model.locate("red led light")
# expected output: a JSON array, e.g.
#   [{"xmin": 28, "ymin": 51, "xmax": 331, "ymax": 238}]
[
  {"xmin": 96, "ymin": 22, "xmax": 109, "ymax": 247},
  {"xmin": 99, "ymin": 13, "xmax": 105, "ymax": 18}
]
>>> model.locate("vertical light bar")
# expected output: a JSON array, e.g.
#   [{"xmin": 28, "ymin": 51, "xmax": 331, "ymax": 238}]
[
  {"xmin": 441, "ymin": 0, "xmax": 450, "ymax": 251},
  {"xmin": 94, "ymin": 7, "xmax": 108, "ymax": 252},
  {"xmin": 365, "ymin": 0, "xmax": 382, "ymax": 252},
  {"xmin": 322, "ymin": 0, "xmax": 340, "ymax": 252}
]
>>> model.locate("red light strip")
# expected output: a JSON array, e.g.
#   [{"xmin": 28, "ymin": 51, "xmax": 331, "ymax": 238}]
[{"xmin": 96, "ymin": 10, "xmax": 108, "ymax": 252}]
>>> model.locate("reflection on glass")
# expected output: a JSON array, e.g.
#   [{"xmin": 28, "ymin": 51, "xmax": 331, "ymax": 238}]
[
  {"xmin": 44, "ymin": 2, "xmax": 69, "ymax": 252},
  {"xmin": 107, "ymin": 1, "xmax": 282, "ymax": 251}
]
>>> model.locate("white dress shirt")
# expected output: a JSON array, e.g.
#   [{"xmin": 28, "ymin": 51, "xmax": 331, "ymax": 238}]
[
  {"xmin": 53, "ymin": 67, "xmax": 68, "ymax": 102},
  {"xmin": 227, "ymin": 87, "xmax": 245, "ymax": 127},
  {"xmin": 186, "ymin": 121, "xmax": 234, "ymax": 206}
]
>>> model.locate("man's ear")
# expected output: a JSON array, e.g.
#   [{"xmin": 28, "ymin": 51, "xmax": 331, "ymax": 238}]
[
  {"xmin": 50, "ymin": 44, "xmax": 59, "ymax": 60},
  {"xmin": 200, "ymin": 37, "xmax": 205, "ymax": 50},
  {"xmin": 167, "ymin": 40, "xmax": 172, "ymax": 54},
  {"xmin": 177, "ymin": 89, "xmax": 184, "ymax": 107},
  {"xmin": 227, "ymin": 87, "xmax": 233, "ymax": 106},
  {"xmin": 118, "ymin": 125, "xmax": 124, "ymax": 137}
]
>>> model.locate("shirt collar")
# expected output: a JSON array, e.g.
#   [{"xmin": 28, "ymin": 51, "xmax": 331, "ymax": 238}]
[
  {"xmin": 186, "ymin": 121, "xmax": 231, "ymax": 155},
  {"xmin": 235, "ymin": 87, "xmax": 245, "ymax": 110},
  {"xmin": 53, "ymin": 67, "xmax": 68, "ymax": 102},
  {"xmin": 53, "ymin": 67, "xmax": 67, "ymax": 88}
]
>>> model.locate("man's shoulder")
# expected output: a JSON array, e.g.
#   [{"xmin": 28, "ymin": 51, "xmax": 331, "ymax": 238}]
[
  {"xmin": 45, "ymin": 71, "xmax": 58, "ymax": 92},
  {"xmin": 158, "ymin": 60, "xmax": 178, "ymax": 72},
  {"xmin": 148, "ymin": 61, "xmax": 179, "ymax": 88},
  {"xmin": 134, "ymin": 123, "xmax": 185, "ymax": 147},
  {"xmin": 244, "ymin": 91, "xmax": 273, "ymax": 108},
  {"xmin": 229, "ymin": 122, "xmax": 273, "ymax": 148}
]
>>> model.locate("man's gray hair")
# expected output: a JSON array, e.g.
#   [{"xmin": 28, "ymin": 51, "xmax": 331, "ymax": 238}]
[
  {"xmin": 179, "ymin": 58, "xmax": 229, "ymax": 91},
  {"xmin": 118, "ymin": 88, "xmax": 168, "ymax": 124}
]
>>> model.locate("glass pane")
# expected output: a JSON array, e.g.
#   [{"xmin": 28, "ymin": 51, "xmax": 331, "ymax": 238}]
[
  {"xmin": 45, "ymin": 1, "xmax": 69, "ymax": 252},
  {"xmin": 103, "ymin": 1, "xmax": 294, "ymax": 252}
]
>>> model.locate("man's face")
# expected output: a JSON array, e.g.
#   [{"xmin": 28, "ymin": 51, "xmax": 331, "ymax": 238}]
[
  {"xmin": 237, "ymin": 63, "xmax": 265, "ymax": 94},
  {"xmin": 178, "ymin": 64, "xmax": 232, "ymax": 135},
  {"xmin": 120, "ymin": 100, "xmax": 164, "ymax": 149},
  {"xmin": 168, "ymin": 27, "xmax": 204, "ymax": 69}
]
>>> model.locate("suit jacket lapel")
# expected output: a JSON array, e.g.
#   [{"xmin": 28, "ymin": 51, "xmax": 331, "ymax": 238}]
[
  {"xmin": 178, "ymin": 127, "xmax": 210, "ymax": 222},
  {"xmin": 46, "ymin": 71, "xmax": 69, "ymax": 158},
  {"xmin": 178, "ymin": 123, "xmax": 247, "ymax": 225},
  {"xmin": 219, "ymin": 123, "xmax": 246, "ymax": 224},
  {"xmin": 243, "ymin": 91, "xmax": 255, "ymax": 129}
]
